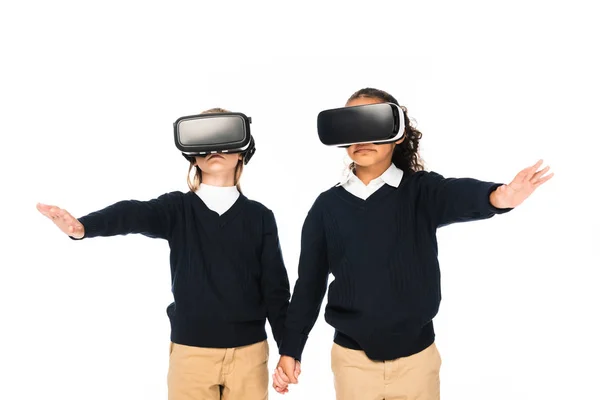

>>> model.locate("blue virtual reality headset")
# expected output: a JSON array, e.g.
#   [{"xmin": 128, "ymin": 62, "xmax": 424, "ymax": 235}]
[
  {"xmin": 174, "ymin": 112, "xmax": 256, "ymax": 165},
  {"xmin": 317, "ymin": 102, "xmax": 405, "ymax": 147}
]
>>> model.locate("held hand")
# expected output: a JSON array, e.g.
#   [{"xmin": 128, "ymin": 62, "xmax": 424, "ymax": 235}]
[
  {"xmin": 490, "ymin": 160, "xmax": 553, "ymax": 209},
  {"xmin": 37, "ymin": 203, "xmax": 85, "ymax": 239},
  {"xmin": 272, "ymin": 356, "xmax": 301, "ymax": 394}
]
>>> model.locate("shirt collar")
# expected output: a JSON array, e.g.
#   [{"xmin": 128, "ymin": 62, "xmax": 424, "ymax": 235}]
[
  {"xmin": 380, "ymin": 163, "xmax": 404, "ymax": 187},
  {"xmin": 337, "ymin": 164, "xmax": 404, "ymax": 187}
]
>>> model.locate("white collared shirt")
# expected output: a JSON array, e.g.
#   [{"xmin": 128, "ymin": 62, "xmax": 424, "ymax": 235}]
[
  {"xmin": 338, "ymin": 164, "xmax": 404, "ymax": 200},
  {"xmin": 196, "ymin": 183, "xmax": 240, "ymax": 215}
]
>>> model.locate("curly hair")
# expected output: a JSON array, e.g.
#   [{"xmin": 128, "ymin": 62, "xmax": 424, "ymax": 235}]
[{"xmin": 347, "ymin": 88, "xmax": 424, "ymax": 174}]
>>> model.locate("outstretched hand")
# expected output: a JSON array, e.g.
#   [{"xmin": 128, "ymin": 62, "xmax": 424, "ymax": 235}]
[
  {"xmin": 272, "ymin": 355, "xmax": 301, "ymax": 394},
  {"xmin": 490, "ymin": 160, "xmax": 553, "ymax": 209},
  {"xmin": 36, "ymin": 203, "xmax": 85, "ymax": 239}
]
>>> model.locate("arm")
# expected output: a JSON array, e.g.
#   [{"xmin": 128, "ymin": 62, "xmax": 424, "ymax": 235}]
[
  {"xmin": 78, "ymin": 193, "xmax": 179, "ymax": 240},
  {"xmin": 37, "ymin": 192, "xmax": 180, "ymax": 241},
  {"xmin": 423, "ymin": 160, "xmax": 553, "ymax": 228},
  {"xmin": 260, "ymin": 209, "xmax": 291, "ymax": 349},
  {"xmin": 421, "ymin": 171, "xmax": 511, "ymax": 228},
  {"xmin": 279, "ymin": 203, "xmax": 329, "ymax": 362}
]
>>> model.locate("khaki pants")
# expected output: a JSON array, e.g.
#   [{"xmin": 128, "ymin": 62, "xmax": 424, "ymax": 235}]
[
  {"xmin": 167, "ymin": 340, "xmax": 269, "ymax": 400},
  {"xmin": 331, "ymin": 342, "xmax": 441, "ymax": 400}
]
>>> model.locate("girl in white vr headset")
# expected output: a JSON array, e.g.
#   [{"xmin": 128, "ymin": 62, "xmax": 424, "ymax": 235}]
[
  {"xmin": 272, "ymin": 88, "xmax": 553, "ymax": 399},
  {"xmin": 37, "ymin": 108, "xmax": 291, "ymax": 400}
]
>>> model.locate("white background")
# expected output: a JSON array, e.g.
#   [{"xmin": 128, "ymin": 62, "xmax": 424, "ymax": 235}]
[{"xmin": 1, "ymin": 1, "xmax": 598, "ymax": 399}]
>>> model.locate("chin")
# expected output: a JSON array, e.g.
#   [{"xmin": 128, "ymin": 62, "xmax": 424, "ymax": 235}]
[{"xmin": 351, "ymin": 158, "xmax": 378, "ymax": 167}]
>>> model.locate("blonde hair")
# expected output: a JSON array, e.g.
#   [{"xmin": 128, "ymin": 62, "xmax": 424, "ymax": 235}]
[{"xmin": 187, "ymin": 108, "xmax": 244, "ymax": 193}]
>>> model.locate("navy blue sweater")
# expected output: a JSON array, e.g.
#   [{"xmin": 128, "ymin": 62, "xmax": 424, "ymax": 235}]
[
  {"xmin": 77, "ymin": 191, "xmax": 290, "ymax": 349},
  {"xmin": 279, "ymin": 171, "xmax": 511, "ymax": 361}
]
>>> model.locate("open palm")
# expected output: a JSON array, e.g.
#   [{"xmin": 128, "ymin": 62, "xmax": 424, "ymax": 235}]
[
  {"xmin": 491, "ymin": 160, "xmax": 553, "ymax": 209},
  {"xmin": 36, "ymin": 203, "xmax": 85, "ymax": 239}
]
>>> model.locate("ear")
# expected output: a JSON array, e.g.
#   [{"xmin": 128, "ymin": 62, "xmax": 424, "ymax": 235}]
[{"xmin": 395, "ymin": 131, "xmax": 406, "ymax": 145}]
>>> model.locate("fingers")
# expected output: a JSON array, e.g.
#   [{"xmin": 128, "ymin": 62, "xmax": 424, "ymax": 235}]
[
  {"xmin": 531, "ymin": 159, "xmax": 544, "ymax": 170},
  {"xmin": 272, "ymin": 379, "xmax": 288, "ymax": 394},
  {"xmin": 272, "ymin": 357, "xmax": 300, "ymax": 394},
  {"xmin": 272, "ymin": 369, "xmax": 289, "ymax": 392},
  {"xmin": 525, "ymin": 160, "xmax": 553, "ymax": 188},
  {"xmin": 272, "ymin": 366, "xmax": 291, "ymax": 394},
  {"xmin": 534, "ymin": 172, "xmax": 554, "ymax": 187},
  {"xmin": 532, "ymin": 165, "xmax": 550, "ymax": 180},
  {"xmin": 37, "ymin": 203, "xmax": 58, "ymax": 219},
  {"xmin": 524, "ymin": 159, "xmax": 544, "ymax": 182},
  {"xmin": 294, "ymin": 361, "xmax": 301, "ymax": 379},
  {"xmin": 272, "ymin": 384, "xmax": 288, "ymax": 394},
  {"xmin": 277, "ymin": 357, "xmax": 298, "ymax": 384},
  {"xmin": 286, "ymin": 368, "xmax": 298, "ymax": 384},
  {"xmin": 58, "ymin": 209, "xmax": 75, "ymax": 225},
  {"xmin": 276, "ymin": 367, "xmax": 290, "ymax": 384},
  {"xmin": 51, "ymin": 209, "xmax": 68, "ymax": 223},
  {"xmin": 531, "ymin": 165, "xmax": 553, "ymax": 183},
  {"xmin": 36, "ymin": 203, "xmax": 51, "ymax": 212},
  {"xmin": 37, "ymin": 204, "xmax": 71, "ymax": 220},
  {"xmin": 514, "ymin": 160, "xmax": 551, "ymax": 186},
  {"xmin": 38, "ymin": 204, "xmax": 67, "ymax": 223}
]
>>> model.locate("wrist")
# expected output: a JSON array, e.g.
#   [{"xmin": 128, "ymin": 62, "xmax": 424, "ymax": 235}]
[
  {"xmin": 278, "ymin": 328, "xmax": 307, "ymax": 362},
  {"xmin": 488, "ymin": 185, "xmax": 513, "ymax": 211},
  {"xmin": 489, "ymin": 188, "xmax": 501, "ymax": 208}
]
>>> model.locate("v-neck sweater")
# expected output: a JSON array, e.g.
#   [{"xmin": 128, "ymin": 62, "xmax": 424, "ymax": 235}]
[
  {"xmin": 279, "ymin": 170, "xmax": 511, "ymax": 361},
  {"xmin": 77, "ymin": 191, "xmax": 291, "ymax": 349}
]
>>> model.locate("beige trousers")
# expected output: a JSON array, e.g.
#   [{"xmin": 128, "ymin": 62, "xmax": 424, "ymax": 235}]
[
  {"xmin": 331, "ymin": 342, "xmax": 441, "ymax": 400},
  {"xmin": 167, "ymin": 340, "xmax": 269, "ymax": 400}
]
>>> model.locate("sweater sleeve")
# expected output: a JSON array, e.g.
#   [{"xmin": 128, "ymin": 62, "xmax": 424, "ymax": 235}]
[
  {"xmin": 75, "ymin": 192, "xmax": 181, "ymax": 241},
  {"xmin": 421, "ymin": 171, "xmax": 512, "ymax": 228},
  {"xmin": 260, "ymin": 209, "xmax": 291, "ymax": 349},
  {"xmin": 279, "ymin": 201, "xmax": 329, "ymax": 361}
]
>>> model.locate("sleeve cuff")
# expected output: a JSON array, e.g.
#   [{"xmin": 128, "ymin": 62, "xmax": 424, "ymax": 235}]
[
  {"xmin": 278, "ymin": 328, "xmax": 308, "ymax": 362},
  {"xmin": 76, "ymin": 215, "xmax": 103, "ymax": 239},
  {"xmin": 68, "ymin": 216, "xmax": 91, "ymax": 240}
]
